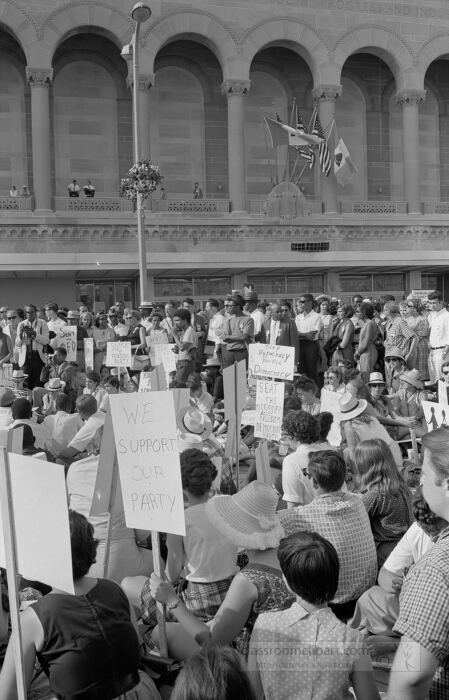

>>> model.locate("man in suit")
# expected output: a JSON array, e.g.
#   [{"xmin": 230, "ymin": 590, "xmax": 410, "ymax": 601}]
[
  {"xmin": 259, "ymin": 302, "xmax": 299, "ymax": 365},
  {"xmin": 15, "ymin": 304, "xmax": 49, "ymax": 389}
]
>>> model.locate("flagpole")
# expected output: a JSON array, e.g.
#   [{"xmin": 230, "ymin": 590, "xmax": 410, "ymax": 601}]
[
  {"xmin": 290, "ymin": 152, "xmax": 301, "ymax": 181},
  {"xmin": 262, "ymin": 116, "xmax": 276, "ymax": 187},
  {"xmin": 295, "ymin": 161, "xmax": 309, "ymax": 186}
]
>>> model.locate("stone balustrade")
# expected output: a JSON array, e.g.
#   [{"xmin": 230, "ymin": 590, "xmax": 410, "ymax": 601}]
[
  {"xmin": 0, "ymin": 196, "xmax": 33, "ymax": 212},
  {"xmin": 54, "ymin": 197, "xmax": 133, "ymax": 212},
  {"xmin": 150, "ymin": 198, "xmax": 230, "ymax": 214}
]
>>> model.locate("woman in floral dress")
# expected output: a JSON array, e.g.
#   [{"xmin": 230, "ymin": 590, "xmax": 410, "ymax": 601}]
[{"xmin": 401, "ymin": 297, "xmax": 430, "ymax": 381}]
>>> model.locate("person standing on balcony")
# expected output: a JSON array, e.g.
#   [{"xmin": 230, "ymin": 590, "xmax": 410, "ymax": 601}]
[
  {"xmin": 83, "ymin": 180, "xmax": 95, "ymax": 197},
  {"xmin": 193, "ymin": 182, "xmax": 203, "ymax": 199},
  {"xmin": 9, "ymin": 185, "xmax": 17, "ymax": 197},
  {"xmin": 68, "ymin": 179, "xmax": 80, "ymax": 197}
]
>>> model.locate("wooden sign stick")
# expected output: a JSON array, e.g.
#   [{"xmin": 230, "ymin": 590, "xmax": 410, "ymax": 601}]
[
  {"xmin": 102, "ymin": 458, "xmax": 118, "ymax": 580},
  {"xmin": 151, "ymin": 531, "xmax": 168, "ymax": 658},
  {"xmin": 0, "ymin": 433, "xmax": 26, "ymax": 700},
  {"xmin": 410, "ymin": 427, "xmax": 420, "ymax": 466}
]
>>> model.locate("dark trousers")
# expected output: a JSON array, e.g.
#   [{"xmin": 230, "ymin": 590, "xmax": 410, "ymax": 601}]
[
  {"xmin": 222, "ymin": 348, "xmax": 248, "ymax": 369},
  {"xmin": 175, "ymin": 359, "xmax": 195, "ymax": 384},
  {"xmin": 298, "ymin": 339, "xmax": 319, "ymax": 383},
  {"xmin": 24, "ymin": 351, "xmax": 45, "ymax": 390}
]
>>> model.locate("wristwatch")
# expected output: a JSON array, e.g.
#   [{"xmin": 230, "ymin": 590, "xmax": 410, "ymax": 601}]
[{"xmin": 167, "ymin": 598, "xmax": 180, "ymax": 611}]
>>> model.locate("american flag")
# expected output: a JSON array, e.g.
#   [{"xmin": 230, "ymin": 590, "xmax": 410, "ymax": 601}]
[
  {"xmin": 311, "ymin": 113, "xmax": 332, "ymax": 176},
  {"xmin": 295, "ymin": 110, "xmax": 314, "ymax": 167}
]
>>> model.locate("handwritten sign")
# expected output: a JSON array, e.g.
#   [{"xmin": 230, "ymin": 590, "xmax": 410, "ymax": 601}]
[
  {"xmin": 422, "ymin": 400, "xmax": 449, "ymax": 432},
  {"xmin": 57, "ymin": 326, "xmax": 77, "ymax": 362},
  {"xmin": 109, "ymin": 392, "xmax": 185, "ymax": 535},
  {"xmin": 139, "ymin": 365, "xmax": 167, "ymax": 392},
  {"xmin": 248, "ymin": 343, "xmax": 295, "ymax": 381},
  {"xmin": 0, "ymin": 364, "xmax": 13, "ymax": 388},
  {"xmin": 152, "ymin": 344, "xmax": 177, "ymax": 374},
  {"xmin": 320, "ymin": 389, "xmax": 343, "ymax": 446},
  {"xmin": 254, "ymin": 381, "xmax": 284, "ymax": 441},
  {"xmin": 84, "ymin": 337, "xmax": 94, "ymax": 371},
  {"xmin": 106, "ymin": 341, "xmax": 132, "ymax": 368},
  {"xmin": 0, "ymin": 453, "xmax": 73, "ymax": 593}
]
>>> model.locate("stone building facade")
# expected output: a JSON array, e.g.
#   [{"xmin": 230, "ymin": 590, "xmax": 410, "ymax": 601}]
[{"xmin": 0, "ymin": 0, "xmax": 449, "ymax": 308}]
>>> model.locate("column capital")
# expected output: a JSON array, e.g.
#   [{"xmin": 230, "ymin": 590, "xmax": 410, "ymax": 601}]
[
  {"xmin": 221, "ymin": 79, "xmax": 251, "ymax": 97},
  {"xmin": 26, "ymin": 67, "xmax": 53, "ymax": 88},
  {"xmin": 312, "ymin": 84, "xmax": 342, "ymax": 103},
  {"xmin": 395, "ymin": 89, "xmax": 426, "ymax": 106}
]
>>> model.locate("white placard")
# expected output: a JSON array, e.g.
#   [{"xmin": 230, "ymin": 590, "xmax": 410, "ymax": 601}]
[
  {"xmin": 139, "ymin": 372, "xmax": 152, "ymax": 392},
  {"xmin": 0, "ymin": 364, "xmax": 13, "ymax": 388},
  {"xmin": 411, "ymin": 289, "xmax": 433, "ymax": 303},
  {"xmin": 84, "ymin": 337, "xmax": 94, "ymax": 371},
  {"xmin": 254, "ymin": 381, "xmax": 284, "ymax": 441},
  {"xmin": 109, "ymin": 392, "xmax": 185, "ymax": 535},
  {"xmin": 106, "ymin": 341, "xmax": 132, "ymax": 368},
  {"xmin": 248, "ymin": 343, "xmax": 295, "ymax": 381},
  {"xmin": 57, "ymin": 326, "xmax": 77, "ymax": 362},
  {"xmin": 152, "ymin": 344, "xmax": 177, "ymax": 374},
  {"xmin": 422, "ymin": 400, "xmax": 449, "ymax": 431},
  {"xmin": 241, "ymin": 410, "xmax": 256, "ymax": 426},
  {"xmin": 438, "ymin": 381, "xmax": 448, "ymax": 407},
  {"xmin": 0, "ymin": 454, "xmax": 73, "ymax": 593},
  {"xmin": 320, "ymin": 388, "xmax": 343, "ymax": 446}
]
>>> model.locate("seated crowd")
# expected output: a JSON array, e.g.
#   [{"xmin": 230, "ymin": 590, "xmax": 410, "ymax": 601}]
[{"xmin": 0, "ymin": 287, "xmax": 448, "ymax": 699}]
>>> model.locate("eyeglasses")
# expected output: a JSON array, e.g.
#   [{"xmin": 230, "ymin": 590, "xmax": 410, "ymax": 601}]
[
  {"xmin": 108, "ymin": 314, "xmax": 117, "ymax": 318},
  {"xmin": 298, "ymin": 300, "xmax": 306, "ymax": 304},
  {"xmin": 407, "ymin": 304, "xmax": 415, "ymax": 308},
  {"xmin": 125, "ymin": 315, "xmax": 134, "ymax": 319},
  {"xmin": 442, "ymin": 370, "xmax": 449, "ymax": 376},
  {"xmin": 386, "ymin": 358, "xmax": 400, "ymax": 363},
  {"xmin": 7, "ymin": 315, "xmax": 16, "ymax": 320}
]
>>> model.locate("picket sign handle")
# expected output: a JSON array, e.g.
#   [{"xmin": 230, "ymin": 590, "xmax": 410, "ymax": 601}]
[
  {"xmin": 102, "ymin": 458, "xmax": 118, "ymax": 579},
  {"xmin": 0, "ymin": 444, "xmax": 27, "ymax": 700},
  {"xmin": 410, "ymin": 428, "xmax": 420, "ymax": 466},
  {"xmin": 151, "ymin": 531, "xmax": 168, "ymax": 658},
  {"xmin": 234, "ymin": 361, "xmax": 240, "ymax": 491}
]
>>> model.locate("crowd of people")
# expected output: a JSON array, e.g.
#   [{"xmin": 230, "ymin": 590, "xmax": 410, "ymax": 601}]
[{"xmin": 0, "ymin": 286, "xmax": 448, "ymax": 699}]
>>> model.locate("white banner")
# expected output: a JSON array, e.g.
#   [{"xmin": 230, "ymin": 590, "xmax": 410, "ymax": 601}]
[
  {"xmin": 57, "ymin": 326, "xmax": 77, "ymax": 362},
  {"xmin": 248, "ymin": 343, "xmax": 295, "ymax": 381},
  {"xmin": 106, "ymin": 341, "xmax": 132, "ymax": 368},
  {"xmin": 254, "ymin": 381, "xmax": 284, "ymax": 441}
]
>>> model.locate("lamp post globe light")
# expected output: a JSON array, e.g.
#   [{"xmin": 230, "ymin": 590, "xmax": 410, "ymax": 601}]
[{"xmin": 131, "ymin": 2, "xmax": 151, "ymax": 303}]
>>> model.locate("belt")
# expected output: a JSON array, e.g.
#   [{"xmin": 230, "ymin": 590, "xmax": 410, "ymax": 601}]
[{"xmin": 430, "ymin": 346, "xmax": 446, "ymax": 351}]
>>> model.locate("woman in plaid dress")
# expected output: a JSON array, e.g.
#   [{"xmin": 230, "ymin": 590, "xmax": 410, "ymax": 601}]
[{"xmin": 401, "ymin": 297, "xmax": 430, "ymax": 381}]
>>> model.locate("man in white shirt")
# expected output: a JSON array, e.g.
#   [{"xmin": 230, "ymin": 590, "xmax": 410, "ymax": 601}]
[
  {"xmin": 243, "ymin": 291, "xmax": 265, "ymax": 342},
  {"xmin": 427, "ymin": 291, "xmax": 449, "ymax": 382},
  {"xmin": 15, "ymin": 304, "xmax": 50, "ymax": 389},
  {"xmin": 68, "ymin": 179, "xmax": 80, "ymax": 197},
  {"xmin": 44, "ymin": 393, "xmax": 83, "ymax": 457},
  {"xmin": 58, "ymin": 394, "xmax": 105, "ymax": 462},
  {"xmin": 205, "ymin": 298, "xmax": 225, "ymax": 357},
  {"xmin": 44, "ymin": 302, "xmax": 67, "ymax": 350},
  {"xmin": 295, "ymin": 294, "xmax": 322, "ymax": 383},
  {"xmin": 161, "ymin": 301, "xmax": 176, "ymax": 341}
]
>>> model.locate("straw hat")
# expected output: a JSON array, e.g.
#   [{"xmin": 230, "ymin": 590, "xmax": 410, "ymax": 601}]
[
  {"xmin": 203, "ymin": 358, "xmax": 221, "ymax": 368},
  {"xmin": 177, "ymin": 406, "xmax": 212, "ymax": 441},
  {"xmin": 339, "ymin": 392, "xmax": 368, "ymax": 421},
  {"xmin": 400, "ymin": 369, "xmax": 423, "ymax": 390},
  {"xmin": 367, "ymin": 372, "xmax": 386, "ymax": 386},
  {"xmin": 206, "ymin": 481, "xmax": 284, "ymax": 550},
  {"xmin": 44, "ymin": 377, "xmax": 66, "ymax": 392},
  {"xmin": 12, "ymin": 369, "xmax": 28, "ymax": 381}
]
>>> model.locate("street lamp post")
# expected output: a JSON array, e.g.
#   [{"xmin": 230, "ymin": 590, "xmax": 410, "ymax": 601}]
[{"xmin": 131, "ymin": 2, "xmax": 151, "ymax": 303}]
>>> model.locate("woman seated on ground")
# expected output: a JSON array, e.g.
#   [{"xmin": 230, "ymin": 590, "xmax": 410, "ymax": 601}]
[
  {"xmin": 323, "ymin": 365, "xmax": 346, "ymax": 394},
  {"xmin": 384, "ymin": 349, "xmax": 408, "ymax": 394},
  {"xmin": 293, "ymin": 375, "xmax": 320, "ymax": 415},
  {"xmin": 387, "ymin": 369, "xmax": 428, "ymax": 439},
  {"xmin": 281, "ymin": 410, "xmax": 332, "ymax": 508},
  {"xmin": 350, "ymin": 491, "xmax": 447, "ymax": 659},
  {"xmin": 339, "ymin": 392, "xmax": 403, "ymax": 472},
  {"xmin": 0, "ymin": 510, "xmax": 161, "ymax": 700},
  {"xmin": 367, "ymin": 372, "xmax": 402, "ymax": 439},
  {"xmin": 354, "ymin": 439, "xmax": 413, "ymax": 568},
  {"xmin": 186, "ymin": 372, "xmax": 214, "ymax": 421},
  {"xmin": 83, "ymin": 369, "xmax": 107, "ymax": 407},
  {"xmin": 122, "ymin": 450, "xmax": 238, "ymax": 629},
  {"xmin": 149, "ymin": 481, "xmax": 294, "ymax": 662}
]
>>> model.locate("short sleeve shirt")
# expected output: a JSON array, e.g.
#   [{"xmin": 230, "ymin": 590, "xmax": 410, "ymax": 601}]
[
  {"xmin": 295, "ymin": 310, "xmax": 322, "ymax": 335},
  {"xmin": 68, "ymin": 411, "xmax": 105, "ymax": 454},
  {"xmin": 178, "ymin": 325, "xmax": 197, "ymax": 361},
  {"xmin": 428, "ymin": 308, "xmax": 449, "ymax": 348}
]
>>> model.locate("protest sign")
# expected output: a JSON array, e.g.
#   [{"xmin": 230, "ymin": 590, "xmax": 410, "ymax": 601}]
[
  {"xmin": 139, "ymin": 364, "xmax": 167, "ymax": 392},
  {"xmin": 106, "ymin": 341, "xmax": 132, "ymax": 368},
  {"xmin": 0, "ymin": 363, "xmax": 13, "ymax": 388},
  {"xmin": 248, "ymin": 343, "xmax": 295, "ymax": 381},
  {"xmin": 254, "ymin": 381, "xmax": 284, "ymax": 441},
  {"xmin": 152, "ymin": 344, "xmax": 177, "ymax": 374},
  {"xmin": 0, "ymin": 451, "xmax": 73, "ymax": 593},
  {"xmin": 84, "ymin": 337, "xmax": 94, "ymax": 371},
  {"xmin": 422, "ymin": 400, "xmax": 449, "ymax": 431},
  {"xmin": 109, "ymin": 392, "xmax": 185, "ymax": 535},
  {"xmin": 57, "ymin": 326, "xmax": 77, "ymax": 362},
  {"xmin": 320, "ymin": 389, "xmax": 343, "ymax": 446},
  {"xmin": 139, "ymin": 372, "xmax": 152, "ymax": 392},
  {"xmin": 241, "ymin": 410, "xmax": 256, "ymax": 426},
  {"xmin": 411, "ymin": 289, "xmax": 433, "ymax": 303},
  {"xmin": 223, "ymin": 360, "xmax": 246, "ymax": 420},
  {"xmin": 438, "ymin": 381, "xmax": 448, "ymax": 407}
]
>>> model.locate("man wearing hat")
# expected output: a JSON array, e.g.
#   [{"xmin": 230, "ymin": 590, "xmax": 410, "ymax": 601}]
[
  {"xmin": 243, "ymin": 291, "xmax": 264, "ymax": 341},
  {"xmin": 67, "ymin": 310, "xmax": 88, "ymax": 369},
  {"xmin": 15, "ymin": 304, "xmax": 49, "ymax": 390},
  {"xmin": 0, "ymin": 387, "xmax": 15, "ymax": 428},
  {"xmin": 219, "ymin": 294, "xmax": 254, "ymax": 369},
  {"xmin": 259, "ymin": 302, "xmax": 299, "ymax": 364},
  {"xmin": 138, "ymin": 300, "xmax": 154, "ymax": 333},
  {"xmin": 384, "ymin": 347, "xmax": 408, "ymax": 394},
  {"xmin": 389, "ymin": 369, "xmax": 427, "ymax": 438},
  {"xmin": 202, "ymin": 357, "xmax": 223, "ymax": 402}
]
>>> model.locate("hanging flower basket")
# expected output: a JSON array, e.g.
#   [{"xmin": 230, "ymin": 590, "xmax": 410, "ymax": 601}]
[{"xmin": 120, "ymin": 159, "xmax": 164, "ymax": 202}]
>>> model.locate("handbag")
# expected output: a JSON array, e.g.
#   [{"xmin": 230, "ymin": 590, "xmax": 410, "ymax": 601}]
[
  {"xmin": 323, "ymin": 335, "xmax": 341, "ymax": 360},
  {"xmin": 131, "ymin": 352, "xmax": 150, "ymax": 371}
]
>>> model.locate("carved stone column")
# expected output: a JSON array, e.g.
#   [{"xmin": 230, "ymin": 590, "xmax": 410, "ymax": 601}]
[
  {"xmin": 27, "ymin": 68, "xmax": 53, "ymax": 213},
  {"xmin": 396, "ymin": 89, "xmax": 426, "ymax": 214},
  {"xmin": 312, "ymin": 85, "xmax": 341, "ymax": 214},
  {"xmin": 222, "ymin": 79, "xmax": 250, "ymax": 214}
]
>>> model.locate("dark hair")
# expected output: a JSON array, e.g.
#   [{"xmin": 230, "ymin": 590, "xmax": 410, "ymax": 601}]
[
  {"xmin": 182, "ymin": 297, "xmax": 194, "ymax": 307},
  {"xmin": 45, "ymin": 302, "xmax": 58, "ymax": 313},
  {"xmin": 171, "ymin": 643, "xmax": 256, "ymax": 700},
  {"xmin": 76, "ymin": 394, "xmax": 97, "ymax": 418},
  {"xmin": 338, "ymin": 303, "xmax": 354, "ymax": 319},
  {"xmin": 293, "ymin": 375, "xmax": 317, "ymax": 396},
  {"xmin": 282, "ymin": 410, "xmax": 320, "ymax": 444},
  {"xmin": 300, "ymin": 294, "xmax": 314, "ymax": 304},
  {"xmin": 54, "ymin": 346, "xmax": 67, "ymax": 358},
  {"xmin": 207, "ymin": 298, "xmax": 219, "ymax": 309},
  {"xmin": 427, "ymin": 291, "xmax": 442, "ymax": 302},
  {"xmin": 174, "ymin": 308, "xmax": 191, "ymax": 325},
  {"xmin": 150, "ymin": 311, "xmax": 163, "ymax": 322},
  {"xmin": 86, "ymin": 370, "xmax": 101, "ymax": 385},
  {"xmin": 13, "ymin": 423, "xmax": 35, "ymax": 449},
  {"xmin": 186, "ymin": 373, "xmax": 202, "ymax": 392},
  {"xmin": 361, "ymin": 302, "xmax": 374, "ymax": 319},
  {"xmin": 280, "ymin": 300, "xmax": 292, "ymax": 311},
  {"xmin": 69, "ymin": 510, "xmax": 98, "ymax": 580},
  {"xmin": 55, "ymin": 393, "xmax": 71, "ymax": 412},
  {"xmin": 328, "ymin": 301, "xmax": 338, "ymax": 316},
  {"xmin": 283, "ymin": 395, "xmax": 302, "ymax": 412},
  {"xmin": 421, "ymin": 427, "xmax": 449, "ymax": 485},
  {"xmin": 278, "ymin": 531, "xmax": 339, "ymax": 604},
  {"xmin": 24, "ymin": 304, "xmax": 37, "ymax": 312},
  {"xmin": 308, "ymin": 450, "xmax": 346, "ymax": 492},
  {"xmin": 412, "ymin": 489, "xmax": 448, "ymax": 539},
  {"xmin": 180, "ymin": 449, "xmax": 217, "ymax": 497},
  {"xmin": 106, "ymin": 377, "xmax": 120, "ymax": 390},
  {"xmin": 317, "ymin": 412, "xmax": 334, "ymax": 441},
  {"xmin": 11, "ymin": 398, "xmax": 32, "ymax": 420}
]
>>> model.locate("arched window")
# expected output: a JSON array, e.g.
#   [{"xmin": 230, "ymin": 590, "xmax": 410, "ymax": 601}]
[
  {"xmin": 0, "ymin": 56, "xmax": 26, "ymax": 193},
  {"xmin": 335, "ymin": 77, "xmax": 367, "ymax": 200}
]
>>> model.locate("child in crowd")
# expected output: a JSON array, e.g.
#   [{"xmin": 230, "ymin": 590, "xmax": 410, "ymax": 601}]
[{"xmin": 248, "ymin": 531, "xmax": 380, "ymax": 700}]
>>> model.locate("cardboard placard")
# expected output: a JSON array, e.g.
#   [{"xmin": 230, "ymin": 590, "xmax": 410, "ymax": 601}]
[
  {"xmin": 422, "ymin": 400, "xmax": 449, "ymax": 431},
  {"xmin": 84, "ymin": 337, "xmax": 94, "ymax": 371},
  {"xmin": 248, "ymin": 343, "xmax": 295, "ymax": 381},
  {"xmin": 241, "ymin": 410, "xmax": 256, "ymax": 426},
  {"xmin": 254, "ymin": 381, "xmax": 284, "ymax": 441},
  {"xmin": 151, "ymin": 344, "xmax": 177, "ymax": 374},
  {"xmin": 0, "ymin": 453, "xmax": 73, "ymax": 593},
  {"xmin": 320, "ymin": 389, "xmax": 343, "ymax": 446},
  {"xmin": 223, "ymin": 360, "xmax": 246, "ymax": 420},
  {"xmin": 0, "ymin": 364, "xmax": 13, "ymax": 388},
  {"xmin": 109, "ymin": 392, "xmax": 185, "ymax": 535},
  {"xmin": 255, "ymin": 441, "xmax": 272, "ymax": 485},
  {"xmin": 139, "ymin": 364, "xmax": 167, "ymax": 392},
  {"xmin": 57, "ymin": 326, "xmax": 77, "ymax": 362},
  {"xmin": 106, "ymin": 341, "xmax": 132, "ymax": 368}
]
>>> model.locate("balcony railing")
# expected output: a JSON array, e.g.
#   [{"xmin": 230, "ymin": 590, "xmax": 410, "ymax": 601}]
[
  {"xmin": 341, "ymin": 201, "xmax": 408, "ymax": 214},
  {"xmin": 150, "ymin": 198, "xmax": 230, "ymax": 214},
  {"xmin": 422, "ymin": 201, "xmax": 449, "ymax": 215},
  {"xmin": 0, "ymin": 196, "xmax": 33, "ymax": 212},
  {"xmin": 54, "ymin": 197, "xmax": 133, "ymax": 212}
]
